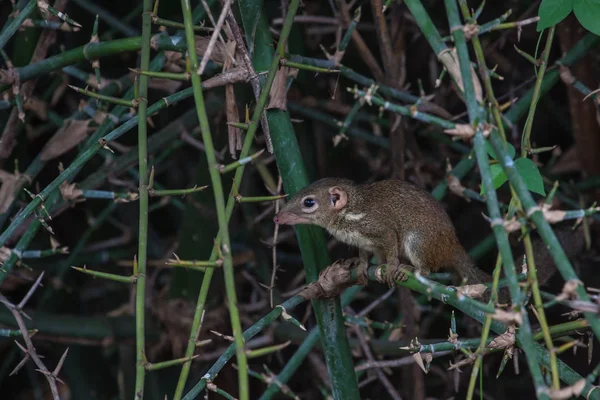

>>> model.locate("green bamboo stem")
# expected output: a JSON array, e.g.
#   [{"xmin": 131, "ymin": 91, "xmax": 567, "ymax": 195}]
[
  {"xmin": 338, "ymin": 6, "xmax": 360, "ymax": 53},
  {"xmin": 514, "ymin": 45, "xmax": 540, "ymax": 66},
  {"xmin": 166, "ymin": 259, "xmax": 222, "ymax": 268},
  {"xmin": 0, "ymin": 11, "xmax": 164, "ymax": 296},
  {"xmin": 521, "ymin": 26, "xmax": 556, "ymax": 156},
  {"xmin": 0, "ymin": 35, "xmax": 174, "ymax": 92},
  {"xmin": 0, "ymin": 58, "xmax": 159, "ymax": 242},
  {"xmin": 0, "ymin": 328, "xmax": 36, "ymax": 337},
  {"xmin": 0, "ymin": 191, "xmax": 60, "ymax": 282},
  {"xmin": 0, "ymin": 307, "xmax": 160, "ymax": 341},
  {"xmin": 373, "ymin": 266, "xmax": 598, "ymax": 397},
  {"xmin": 199, "ymin": 263, "xmax": 596, "ymax": 399},
  {"xmin": 174, "ymin": 4, "xmax": 310, "ymax": 399},
  {"xmin": 286, "ymin": 54, "xmax": 418, "ymax": 104},
  {"xmin": 0, "ymin": 108, "xmax": 195, "ymax": 287},
  {"xmin": 236, "ymin": 195, "xmax": 288, "ymax": 203},
  {"xmin": 130, "ymin": 68, "xmax": 190, "ymax": 81},
  {"xmin": 145, "ymin": 356, "xmax": 198, "ymax": 371},
  {"xmin": 280, "ymin": 59, "xmax": 340, "ymax": 73},
  {"xmin": 39, "ymin": 203, "xmax": 117, "ymax": 306},
  {"xmin": 133, "ymin": 0, "xmax": 153, "ymax": 398},
  {"xmin": 259, "ymin": 287, "xmax": 362, "ymax": 400},
  {"xmin": 286, "ymin": 102, "xmax": 390, "ymax": 147},
  {"xmin": 488, "ymin": 130, "xmax": 600, "ymax": 340},
  {"xmin": 218, "ymin": 149, "xmax": 265, "ymax": 174},
  {"xmin": 10, "ymin": 8, "xmax": 217, "ymax": 247},
  {"xmin": 68, "ymin": 85, "xmax": 137, "ymax": 107},
  {"xmin": 0, "ymin": 0, "xmax": 37, "ymax": 51},
  {"xmin": 149, "ymin": 186, "xmax": 208, "ymax": 197},
  {"xmin": 471, "ymin": 9, "xmax": 512, "ymax": 35},
  {"xmin": 459, "ymin": 1, "xmax": 506, "ymax": 141},
  {"xmin": 465, "ymin": 255, "xmax": 502, "ymax": 399},
  {"xmin": 246, "ymin": 342, "xmax": 293, "ymax": 358},
  {"xmin": 251, "ymin": 4, "xmax": 361, "ymax": 397},
  {"xmin": 460, "ymin": 3, "xmax": 562, "ymax": 388},
  {"xmin": 179, "ymin": 0, "xmax": 248, "ymax": 398},
  {"xmin": 71, "ymin": 266, "xmax": 135, "ymax": 283},
  {"xmin": 183, "ymin": 295, "xmax": 307, "ymax": 399},
  {"xmin": 20, "ymin": 247, "xmax": 68, "ymax": 258},
  {"xmin": 443, "ymin": 1, "xmax": 549, "ymax": 397},
  {"xmin": 504, "ymin": 32, "xmax": 600, "ymax": 123},
  {"xmin": 152, "ymin": 16, "xmax": 212, "ymax": 32},
  {"xmin": 0, "ymin": 80, "xmax": 199, "ymax": 257},
  {"xmin": 91, "ymin": 15, "xmax": 102, "ymax": 91},
  {"xmin": 351, "ymin": 88, "xmax": 456, "ymax": 129}
]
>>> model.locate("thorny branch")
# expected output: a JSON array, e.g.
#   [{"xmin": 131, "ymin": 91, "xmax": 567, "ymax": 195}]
[
  {"xmin": 225, "ymin": 9, "xmax": 273, "ymax": 153},
  {"xmin": 0, "ymin": 272, "xmax": 67, "ymax": 400}
]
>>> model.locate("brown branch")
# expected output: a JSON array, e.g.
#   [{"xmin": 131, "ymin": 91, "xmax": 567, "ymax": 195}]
[
  {"xmin": 0, "ymin": 272, "xmax": 64, "ymax": 400},
  {"xmin": 370, "ymin": 0, "xmax": 394, "ymax": 83},
  {"xmin": 0, "ymin": 0, "xmax": 70, "ymax": 166},
  {"xmin": 351, "ymin": 323, "xmax": 402, "ymax": 400},
  {"xmin": 225, "ymin": 8, "xmax": 273, "ymax": 153},
  {"xmin": 337, "ymin": 0, "xmax": 384, "ymax": 81}
]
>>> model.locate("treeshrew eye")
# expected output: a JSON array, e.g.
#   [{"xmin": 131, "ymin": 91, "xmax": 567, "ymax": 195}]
[{"xmin": 303, "ymin": 198, "xmax": 316, "ymax": 208}]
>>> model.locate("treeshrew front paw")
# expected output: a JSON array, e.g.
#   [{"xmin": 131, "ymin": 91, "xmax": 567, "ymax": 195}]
[{"xmin": 383, "ymin": 263, "xmax": 415, "ymax": 287}]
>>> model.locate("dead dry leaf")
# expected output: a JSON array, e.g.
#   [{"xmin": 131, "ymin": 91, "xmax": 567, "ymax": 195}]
[
  {"xmin": 91, "ymin": 110, "xmax": 109, "ymax": 125},
  {"xmin": 555, "ymin": 279, "xmax": 582, "ymax": 302},
  {"xmin": 544, "ymin": 379, "xmax": 586, "ymax": 400},
  {"xmin": 0, "ymin": 170, "xmax": 19, "ymax": 213},
  {"xmin": 439, "ymin": 47, "xmax": 483, "ymax": 103},
  {"xmin": 24, "ymin": 97, "xmax": 48, "ymax": 120},
  {"xmin": 164, "ymin": 51, "xmax": 185, "ymax": 73},
  {"xmin": 490, "ymin": 309, "xmax": 523, "ymax": 325},
  {"xmin": 488, "ymin": 327, "xmax": 516, "ymax": 349},
  {"xmin": 456, "ymin": 283, "xmax": 488, "ymax": 299},
  {"xmin": 0, "ymin": 246, "xmax": 12, "ymax": 262},
  {"xmin": 447, "ymin": 174, "xmax": 469, "ymax": 200},
  {"xmin": 195, "ymin": 36, "xmax": 239, "ymax": 65},
  {"xmin": 267, "ymin": 66, "xmax": 290, "ymax": 110},
  {"xmin": 224, "ymin": 40, "xmax": 240, "ymax": 159},
  {"xmin": 40, "ymin": 119, "xmax": 94, "ymax": 161},
  {"xmin": 444, "ymin": 123, "xmax": 475, "ymax": 139},
  {"xmin": 49, "ymin": 236, "xmax": 60, "ymax": 250},
  {"xmin": 51, "ymin": 76, "xmax": 69, "ymax": 107},
  {"xmin": 59, "ymin": 181, "xmax": 84, "ymax": 202}
]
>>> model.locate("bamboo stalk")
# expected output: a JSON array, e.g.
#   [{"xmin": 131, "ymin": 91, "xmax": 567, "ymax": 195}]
[
  {"xmin": 443, "ymin": 1, "xmax": 549, "ymax": 397},
  {"xmin": 179, "ymin": 0, "xmax": 248, "ymax": 397},
  {"xmin": 132, "ymin": 0, "xmax": 153, "ymax": 398}
]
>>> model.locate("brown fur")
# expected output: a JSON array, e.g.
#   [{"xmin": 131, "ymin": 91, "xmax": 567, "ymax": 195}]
[{"xmin": 274, "ymin": 178, "xmax": 586, "ymax": 297}]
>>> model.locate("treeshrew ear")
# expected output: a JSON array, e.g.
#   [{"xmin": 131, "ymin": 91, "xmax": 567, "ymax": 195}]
[{"xmin": 328, "ymin": 186, "xmax": 347, "ymax": 210}]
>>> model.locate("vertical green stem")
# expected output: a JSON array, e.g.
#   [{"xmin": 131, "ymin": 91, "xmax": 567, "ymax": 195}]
[
  {"xmin": 133, "ymin": 0, "xmax": 153, "ymax": 398},
  {"xmin": 489, "ymin": 130, "xmax": 600, "ymax": 341},
  {"xmin": 179, "ymin": 0, "xmax": 247, "ymax": 398},
  {"xmin": 521, "ymin": 26, "xmax": 556, "ymax": 156},
  {"xmin": 458, "ymin": 1, "xmax": 560, "ymax": 390},
  {"xmin": 466, "ymin": 255, "xmax": 503, "ymax": 399},
  {"xmin": 444, "ymin": 0, "xmax": 549, "ymax": 397}
]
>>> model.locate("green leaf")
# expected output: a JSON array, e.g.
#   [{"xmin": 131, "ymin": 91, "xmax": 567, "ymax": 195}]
[
  {"xmin": 574, "ymin": 0, "xmax": 600, "ymax": 35},
  {"xmin": 537, "ymin": 0, "xmax": 573, "ymax": 31},
  {"xmin": 485, "ymin": 141, "xmax": 515, "ymax": 160},
  {"xmin": 515, "ymin": 158, "xmax": 546, "ymax": 195},
  {"xmin": 481, "ymin": 164, "xmax": 508, "ymax": 195}
]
